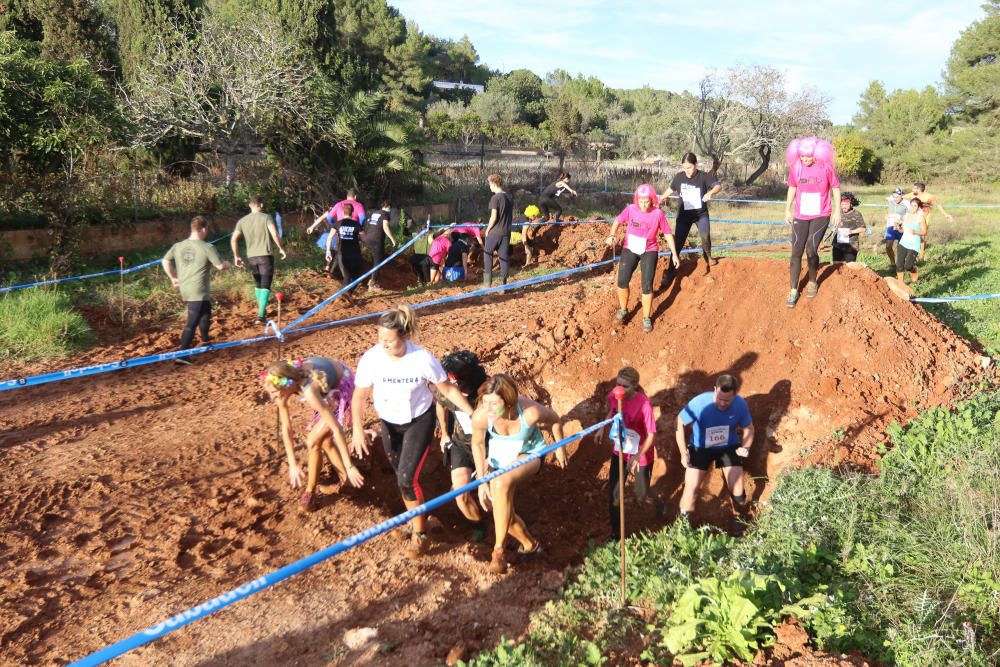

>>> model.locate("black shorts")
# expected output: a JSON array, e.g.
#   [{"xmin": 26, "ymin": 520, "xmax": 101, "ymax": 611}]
[
  {"xmin": 446, "ymin": 440, "xmax": 475, "ymax": 471},
  {"xmin": 617, "ymin": 248, "xmax": 658, "ymax": 294},
  {"xmin": 247, "ymin": 255, "xmax": 275, "ymax": 289},
  {"xmin": 832, "ymin": 246, "xmax": 857, "ymax": 262},
  {"xmin": 688, "ymin": 446, "xmax": 742, "ymax": 471}
]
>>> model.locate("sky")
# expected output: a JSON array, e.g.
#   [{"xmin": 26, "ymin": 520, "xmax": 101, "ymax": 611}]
[{"xmin": 390, "ymin": 0, "xmax": 987, "ymax": 124}]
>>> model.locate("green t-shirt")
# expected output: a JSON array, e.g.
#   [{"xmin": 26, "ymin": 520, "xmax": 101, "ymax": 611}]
[
  {"xmin": 164, "ymin": 239, "xmax": 223, "ymax": 302},
  {"xmin": 235, "ymin": 211, "xmax": 276, "ymax": 258}
]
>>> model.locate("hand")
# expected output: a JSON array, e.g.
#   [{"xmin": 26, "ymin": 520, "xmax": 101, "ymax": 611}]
[
  {"xmin": 288, "ymin": 463, "xmax": 306, "ymax": 489},
  {"xmin": 352, "ymin": 430, "xmax": 370, "ymax": 457},
  {"xmin": 947, "ymin": 214, "xmax": 954, "ymax": 223},
  {"xmin": 326, "ymin": 252, "xmax": 333, "ymax": 262},
  {"xmin": 831, "ymin": 210, "xmax": 842, "ymax": 228},
  {"xmin": 440, "ymin": 436, "xmax": 450, "ymax": 453},
  {"xmin": 605, "ymin": 234, "xmax": 615, "ymax": 247},
  {"xmin": 554, "ymin": 447, "xmax": 568, "ymax": 469},
  {"xmin": 680, "ymin": 454, "xmax": 691, "ymax": 470},
  {"xmin": 170, "ymin": 277, "xmax": 180, "ymax": 287},
  {"xmin": 785, "ymin": 210, "xmax": 794, "ymax": 225},
  {"xmin": 279, "ymin": 249, "xmax": 287, "ymax": 260},
  {"xmin": 220, "ymin": 261, "xmax": 231, "ymax": 270},
  {"xmin": 478, "ymin": 483, "xmax": 493, "ymax": 512},
  {"xmin": 345, "ymin": 465, "xmax": 365, "ymax": 488},
  {"xmin": 702, "ymin": 193, "xmax": 711, "ymax": 203},
  {"xmin": 234, "ymin": 256, "xmax": 245, "ymax": 268},
  {"xmin": 671, "ymin": 253, "xmax": 680, "ymax": 268},
  {"xmin": 736, "ymin": 446, "xmax": 750, "ymax": 458},
  {"xmin": 595, "ymin": 427, "xmax": 604, "ymax": 447},
  {"xmin": 628, "ymin": 457, "xmax": 639, "ymax": 475}
]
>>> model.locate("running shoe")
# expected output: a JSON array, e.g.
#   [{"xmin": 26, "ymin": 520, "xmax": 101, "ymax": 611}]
[
  {"xmin": 174, "ymin": 357, "xmax": 193, "ymax": 366},
  {"xmin": 470, "ymin": 524, "xmax": 487, "ymax": 542},
  {"xmin": 614, "ymin": 308, "xmax": 627, "ymax": 322},
  {"xmin": 488, "ymin": 548, "xmax": 508, "ymax": 574},
  {"xmin": 805, "ymin": 282, "xmax": 818, "ymax": 299},
  {"xmin": 299, "ymin": 491, "xmax": 316, "ymax": 512},
  {"xmin": 404, "ymin": 532, "xmax": 429, "ymax": 560},
  {"xmin": 642, "ymin": 317, "xmax": 653, "ymax": 333},
  {"xmin": 786, "ymin": 289, "xmax": 800, "ymax": 308}
]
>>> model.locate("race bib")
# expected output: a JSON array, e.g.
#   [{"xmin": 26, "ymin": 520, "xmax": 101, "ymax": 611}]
[
  {"xmin": 800, "ymin": 192, "xmax": 821, "ymax": 216},
  {"xmin": 454, "ymin": 411, "xmax": 472, "ymax": 435},
  {"xmin": 704, "ymin": 425, "xmax": 730, "ymax": 448},
  {"xmin": 681, "ymin": 185, "xmax": 702, "ymax": 211},
  {"xmin": 626, "ymin": 233, "xmax": 648, "ymax": 254},
  {"xmin": 488, "ymin": 438, "xmax": 524, "ymax": 469},
  {"xmin": 612, "ymin": 427, "xmax": 641, "ymax": 456},
  {"xmin": 836, "ymin": 228, "xmax": 851, "ymax": 244}
]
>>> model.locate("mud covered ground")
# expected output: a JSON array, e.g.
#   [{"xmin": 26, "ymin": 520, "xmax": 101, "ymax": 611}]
[{"xmin": 0, "ymin": 221, "xmax": 988, "ymax": 666}]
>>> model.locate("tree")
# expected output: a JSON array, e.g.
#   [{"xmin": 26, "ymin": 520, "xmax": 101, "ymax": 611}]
[
  {"xmin": 944, "ymin": 0, "xmax": 1000, "ymax": 123},
  {"xmin": 486, "ymin": 69, "xmax": 546, "ymax": 125},
  {"xmin": 0, "ymin": 0, "xmax": 119, "ymax": 75},
  {"xmin": 832, "ymin": 134, "xmax": 880, "ymax": 183},
  {"xmin": 852, "ymin": 82, "xmax": 949, "ymax": 149}
]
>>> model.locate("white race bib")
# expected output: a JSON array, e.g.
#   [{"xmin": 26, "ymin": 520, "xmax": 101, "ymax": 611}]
[
  {"xmin": 681, "ymin": 186, "xmax": 702, "ymax": 211},
  {"xmin": 612, "ymin": 428, "xmax": 641, "ymax": 456},
  {"xmin": 704, "ymin": 425, "xmax": 730, "ymax": 448},
  {"xmin": 488, "ymin": 438, "xmax": 524, "ymax": 469},
  {"xmin": 836, "ymin": 228, "xmax": 851, "ymax": 244},
  {"xmin": 454, "ymin": 411, "xmax": 472, "ymax": 435},
  {"xmin": 800, "ymin": 192, "xmax": 821, "ymax": 216},
  {"xmin": 626, "ymin": 233, "xmax": 648, "ymax": 254}
]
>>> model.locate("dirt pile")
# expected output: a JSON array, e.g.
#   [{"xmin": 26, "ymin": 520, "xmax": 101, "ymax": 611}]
[{"xmin": 0, "ymin": 256, "xmax": 987, "ymax": 666}]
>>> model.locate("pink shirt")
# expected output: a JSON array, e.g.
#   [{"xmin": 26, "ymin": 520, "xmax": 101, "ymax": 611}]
[
  {"xmin": 453, "ymin": 224, "xmax": 482, "ymax": 240},
  {"xmin": 788, "ymin": 162, "xmax": 840, "ymax": 220},
  {"xmin": 429, "ymin": 235, "xmax": 451, "ymax": 265},
  {"xmin": 327, "ymin": 199, "xmax": 366, "ymax": 223},
  {"xmin": 615, "ymin": 204, "xmax": 672, "ymax": 253},
  {"xmin": 607, "ymin": 389, "xmax": 656, "ymax": 466}
]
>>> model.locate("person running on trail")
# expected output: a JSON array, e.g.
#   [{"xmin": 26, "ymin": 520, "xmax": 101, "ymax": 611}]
[
  {"xmin": 351, "ymin": 305, "xmax": 475, "ymax": 559},
  {"xmin": 260, "ymin": 358, "xmax": 364, "ymax": 512},
  {"xmin": 326, "ymin": 203, "xmax": 362, "ymax": 304},
  {"xmin": 231, "ymin": 196, "xmax": 287, "ymax": 324},
  {"xmin": 675, "ymin": 374, "xmax": 754, "ymax": 522},
  {"xmin": 896, "ymin": 197, "xmax": 927, "ymax": 284},
  {"xmin": 595, "ymin": 367, "xmax": 660, "ymax": 542},
  {"xmin": 435, "ymin": 350, "xmax": 490, "ymax": 541},
  {"xmin": 606, "ymin": 184, "xmax": 680, "ymax": 333},
  {"xmin": 443, "ymin": 232, "xmax": 471, "ymax": 282},
  {"xmin": 471, "ymin": 373, "xmax": 566, "ymax": 574},
  {"xmin": 537, "ymin": 171, "xmax": 577, "ymax": 222},
  {"xmin": 161, "ymin": 216, "xmax": 229, "ymax": 365},
  {"xmin": 659, "ymin": 153, "xmax": 721, "ymax": 288},
  {"xmin": 884, "ymin": 187, "xmax": 908, "ymax": 273},
  {"xmin": 784, "ymin": 137, "xmax": 841, "ymax": 308},
  {"xmin": 307, "ymin": 189, "xmax": 366, "ymax": 235},
  {"xmin": 831, "ymin": 193, "xmax": 870, "ymax": 263},
  {"xmin": 483, "ymin": 173, "xmax": 514, "ymax": 288},
  {"xmin": 365, "ymin": 201, "xmax": 396, "ymax": 290},
  {"xmin": 906, "ymin": 182, "xmax": 954, "ymax": 260}
]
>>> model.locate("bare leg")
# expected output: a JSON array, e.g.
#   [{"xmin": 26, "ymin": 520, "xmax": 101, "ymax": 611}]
[
  {"xmin": 490, "ymin": 459, "xmax": 540, "ymax": 550},
  {"xmin": 640, "ymin": 293, "xmax": 653, "ymax": 319},
  {"xmin": 616, "ymin": 286, "xmax": 629, "ymax": 311},
  {"xmin": 680, "ymin": 467, "xmax": 706, "ymax": 514},
  {"xmin": 722, "ymin": 465, "xmax": 745, "ymax": 498},
  {"xmin": 451, "ymin": 468, "xmax": 482, "ymax": 522}
]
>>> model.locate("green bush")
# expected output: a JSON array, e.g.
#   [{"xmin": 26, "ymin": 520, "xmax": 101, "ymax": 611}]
[{"xmin": 0, "ymin": 289, "xmax": 94, "ymax": 360}]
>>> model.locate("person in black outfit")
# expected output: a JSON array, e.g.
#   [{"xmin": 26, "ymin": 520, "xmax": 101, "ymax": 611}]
[
  {"xmin": 327, "ymin": 202, "xmax": 362, "ymax": 303},
  {"xmin": 443, "ymin": 232, "xmax": 471, "ymax": 281},
  {"xmin": 365, "ymin": 201, "xmax": 396, "ymax": 290},
  {"xmin": 483, "ymin": 173, "xmax": 514, "ymax": 287},
  {"xmin": 537, "ymin": 171, "xmax": 578, "ymax": 221},
  {"xmin": 659, "ymin": 152, "xmax": 722, "ymax": 288}
]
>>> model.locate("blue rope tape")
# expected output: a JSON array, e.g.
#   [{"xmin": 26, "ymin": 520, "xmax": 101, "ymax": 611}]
[
  {"xmin": 911, "ymin": 293, "xmax": 1000, "ymax": 303},
  {"xmin": 67, "ymin": 415, "xmax": 619, "ymax": 667},
  {"xmin": 0, "ymin": 234, "xmax": 234, "ymax": 293}
]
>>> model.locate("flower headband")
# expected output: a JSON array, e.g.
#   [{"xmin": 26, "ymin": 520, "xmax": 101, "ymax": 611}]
[{"xmin": 258, "ymin": 357, "xmax": 305, "ymax": 388}]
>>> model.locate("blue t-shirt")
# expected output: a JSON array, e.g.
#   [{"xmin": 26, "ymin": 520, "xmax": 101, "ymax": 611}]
[{"xmin": 680, "ymin": 392, "xmax": 752, "ymax": 449}]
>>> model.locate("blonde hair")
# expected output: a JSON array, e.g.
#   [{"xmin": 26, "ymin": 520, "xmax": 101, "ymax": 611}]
[
  {"xmin": 479, "ymin": 373, "xmax": 519, "ymax": 412},
  {"xmin": 262, "ymin": 359, "xmax": 332, "ymax": 393},
  {"xmin": 377, "ymin": 304, "xmax": 418, "ymax": 340}
]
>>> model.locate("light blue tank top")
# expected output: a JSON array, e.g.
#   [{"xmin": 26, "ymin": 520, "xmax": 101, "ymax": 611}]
[{"xmin": 486, "ymin": 403, "xmax": 546, "ymax": 469}]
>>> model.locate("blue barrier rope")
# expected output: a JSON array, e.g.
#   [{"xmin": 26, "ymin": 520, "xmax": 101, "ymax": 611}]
[
  {"xmin": 0, "ymin": 234, "xmax": 234, "ymax": 293},
  {"xmin": 912, "ymin": 293, "xmax": 1000, "ymax": 303},
  {"xmin": 68, "ymin": 415, "xmax": 620, "ymax": 667},
  {"xmin": 282, "ymin": 225, "xmax": 430, "ymax": 333}
]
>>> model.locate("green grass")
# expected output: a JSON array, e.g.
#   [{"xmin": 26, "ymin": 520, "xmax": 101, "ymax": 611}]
[
  {"xmin": 0, "ymin": 289, "xmax": 94, "ymax": 361},
  {"xmin": 466, "ymin": 390, "xmax": 1000, "ymax": 667}
]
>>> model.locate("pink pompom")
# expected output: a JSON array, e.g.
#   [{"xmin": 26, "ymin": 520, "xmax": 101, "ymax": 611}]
[
  {"xmin": 785, "ymin": 138, "xmax": 801, "ymax": 169},
  {"xmin": 798, "ymin": 136, "xmax": 817, "ymax": 157},
  {"xmin": 814, "ymin": 139, "xmax": 835, "ymax": 167}
]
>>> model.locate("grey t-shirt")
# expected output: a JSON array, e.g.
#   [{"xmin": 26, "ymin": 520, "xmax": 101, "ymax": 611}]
[
  {"xmin": 164, "ymin": 239, "xmax": 222, "ymax": 302},
  {"xmin": 235, "ymin": 211, "xmax": 276, "ymax": 258}
]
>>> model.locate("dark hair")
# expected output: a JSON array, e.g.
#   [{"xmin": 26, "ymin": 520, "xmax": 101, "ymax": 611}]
[
  {"xmin": 441, "ymin": 350, "xmax": 488, "ymax": 397},
  {"xmin": 450, "ymin": 231, "xmax": 461, "ymax": 242},
  {"xmin": 381, "ymin": 200, "xmax": 391, "ymax": 208},
  {"xmin": 913, "ymin": 182, "xmax": 926, "ymax": 192},
  {"xmin": 617, "ymin": 366, "xmax": 640, "ymax": 386},
  {"xmin": 557, "ymin": 171, "xmax": 570, "ymax": 181},
  {"xmin": 341, "ymin": 202, "xmax": 354, "ymax": 217},
  {"xmin": 377, "ymin": 304, "xmax": 417, "ymax": 339},
  {"xmin": 715, "ymin": 374, "xmax": 738, "ymax": 393},
  {"xmin": 681, "ymin": 152, "xmax": 698, "ymax": 166},
  {"xmin": 249, "ymin": 196, "xmax": 263, "ymax": 208},
  {"xmin": 191, "ymin": 216, "xmax": 207, "ymax": 232},
  {"xmin": 840, "ymin": 192, "xmax": 860, "ymax": 207}
]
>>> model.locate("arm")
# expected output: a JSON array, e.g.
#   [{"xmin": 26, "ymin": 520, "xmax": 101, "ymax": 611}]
[
  {"xmin": 230, "ymin": 229, "xmax": 244, "ymax": 267},
  {"xmin": 830, "ymin": 187, "xmax": 842, "ymax": 227},
  {"xmin": 267, "ymin": 221, "xmax": 287, "ymax": 260},
  {"xmin": 276, "ymin": 397, "xmax": 306, "ymax": 488},
  {"xmin": 435, "ymin": 380, "xmax": 475, "ymax": 414},
  {"xmin": 936, "ymin": 201, "xmax": 954, "ymax": 222},
  {"xmin": 350, "ymin": 385, "xmax": 373, "ymax": 456},
  {"xmin": 660, "ymin": 186, "xmax": 675, "ymax": 201},
  {"xmin": 916, "ymin": 216, "xmax": 928, "ymax": 238},
  {"xmin": 161, "ymin": 259, "xmax": 180, "ymax": 287},
  {"xmin": 675, "ymin": 414, "xmax": 691, "ymax": 469},
  {"xmin": 558, "ymin": 180, "xmax": 578, "ymax": 197},
  {"xmin": 307, "ymin": 210, "xmax": 330, "ymax": 234},
  {"xmin": 304, "ymin": 385, "xmax": 363, "ymax": 487},
  {"xmin": 484, "ymin": 207, "xmax": 499, "ymax": 237},
  {"xmin": 471, "ymin": 409, "xmax": 492, "ymax": 510},
  {"xmin": 736, "ymin": 422, "xmax": 755, "ymax": 458},
  {"xmin": 631, "ymin": 432, "xmax": 656, "ymax": 473},
  {"xmin": 606, "ymin": 218, "xmax": 622, "ymax": 247},
  {"xmin": 435, "ymin": 402, "xmax": 450, "ymax": 453},
  {"xmin": 325, "ymin": 228, "xmax": 335, "ymax": 262},
  {"xmin": 785, "ymin": 187, "xmax": 797, "ymax": 225},
  {"xmin": 383, "ymin": 217, "xmax": 397, "ymax": 247},
  {"xmin": 664, "ymin": 233, "xmax": 680, "ymax": 268},
  {"xmin": 704, "ymin": 183, "xmax": 722, "ymax": 202},
  {"xmin": 524, "ymin": 399, "xmax": 567, "ymax": 467}
]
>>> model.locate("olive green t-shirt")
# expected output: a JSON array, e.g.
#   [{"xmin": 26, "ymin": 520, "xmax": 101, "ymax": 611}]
[
  {"xmin": 164, "ymin": 239, "xmax": 223, "ymax": 302},
  {"xmin": 235, "ymin": 211, "xmax": 276, "ymax": 258}
]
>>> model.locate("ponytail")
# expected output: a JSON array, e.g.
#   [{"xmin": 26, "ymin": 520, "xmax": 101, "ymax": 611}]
[{"xmin": 378, "ymin": 304, "xmax": 418, "ymax": 340}]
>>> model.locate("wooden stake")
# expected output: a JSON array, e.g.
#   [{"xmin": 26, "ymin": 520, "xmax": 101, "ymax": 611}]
[{"xmin": 611, "ymin": 385, "xmax": 627, "ymax": 606}]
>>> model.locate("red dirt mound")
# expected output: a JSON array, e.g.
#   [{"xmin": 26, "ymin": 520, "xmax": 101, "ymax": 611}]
[{"xmin": 0, "ymin": 257, "xmax": 986, "ymax": 666}]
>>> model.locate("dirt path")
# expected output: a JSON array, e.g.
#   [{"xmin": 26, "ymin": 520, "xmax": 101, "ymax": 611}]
[{"xmin": 0, "ymin": 232, "xmax": 987, "ymax": 666}]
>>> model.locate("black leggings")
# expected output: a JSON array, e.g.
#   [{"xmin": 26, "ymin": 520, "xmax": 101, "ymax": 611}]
[
  {"xmin": 180, "ymin": 300, "xmax": 211, "ymax": 349},
  {"xmin": 368, "ymin": 242, "xmax": 386, "ymax": 282},
  {"xmin": 789, "ymin": 217, "xmax": 828, "ymax": 289},
  {"xmin": 484, "ymin": 231, "xmax": 510, "ymax": 285},
  {"xmin": 675, "ymin": 211, "xmax": 712, "ymax": 259},
  {"xmin": 896, "ymin": 245, "xmax": 919, "ymax": 272},
  {"xmin": 538, "ymin": 197, "xmax": 562, "ymax": 221},
  {"xmin": 409, "ymin": 254, "xmax": 434, "ymax": 283},
  {"xmin": 338, "ymin": 251, "xmax": 363, "ymax": 290},
  {"xmin": 380, "ymin": 407, "xmax": 436, "ymax": 502},
  {"xmin": 617, "ymin": 248, "xmax": 658, "ymax": 294},
  {"xmin": 608, "ymin": 455, "xmax": 652, "ymax": 538},
  {"xmin": 247, "ymin": 255, "xmax": 274, "ymax": 290}
]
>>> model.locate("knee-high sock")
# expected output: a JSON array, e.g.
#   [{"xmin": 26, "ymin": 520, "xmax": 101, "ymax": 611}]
[{"xmin": 256, "ymin": 288, "xmax": 270, "ymax": 318}]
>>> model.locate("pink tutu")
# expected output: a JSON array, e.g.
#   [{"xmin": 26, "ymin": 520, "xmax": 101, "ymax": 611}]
[{"xmin": 307, "ymin": 363, "xmax": 355, "ymax": 432}]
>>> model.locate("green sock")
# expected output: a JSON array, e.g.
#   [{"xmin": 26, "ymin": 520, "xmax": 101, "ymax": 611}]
[{"xmin": 257, "ymin": 289, "xmax": 269, "ymax": 319}]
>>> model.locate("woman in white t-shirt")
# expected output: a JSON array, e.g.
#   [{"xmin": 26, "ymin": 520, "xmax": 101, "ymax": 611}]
[{"xmin": 351, "ymin": 305, "xmax": 475, "ymax": 559}]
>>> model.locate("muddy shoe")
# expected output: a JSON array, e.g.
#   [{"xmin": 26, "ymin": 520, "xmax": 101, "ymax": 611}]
[
  {"xmin": 470, "ymin": 523, "xmax": 487, "ymax": 543},
  {"xmin": 299, "ymin": 491, "xmax": 316, "ymax": 513},
  {"xmin": 786, "ymin": 289, "xmax": 800, "ymax": 308},
  {"xmin": 488, "ymin": 548, "xmax": 508, "ymax": 574},
  {"xmin": 404, "ymin": 532, "xmax": 429, "ymax": 560},
  {"xmin": 642, "ymin": 317, "xmax": 653, "ymax": 333},
  {"xmin": 614, "ymin": 308, "xmax": 627, "ymax": 322},
  {"xmin": 805, "ymin": 281, "xmax": 818, "ymax": 299}
]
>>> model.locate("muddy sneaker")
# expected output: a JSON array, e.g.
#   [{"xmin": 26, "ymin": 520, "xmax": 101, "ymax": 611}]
[
  {"xmin": 488, "ymin": 548, "xmax": 508, "ymax": 574},
  {"xmin": 642, "ymin": 317, "xmax": 653, "ymax": 333},
  {"xmin": 805, "ymin": 281, "xmax": 818, "ymax": 299},
  {"xmin": 404, "ymin": 532, "xmax": 429, "ymax": 560},
  {"xmin": 786, "ymin": 289, "xmax": 800, "ymax": 308},
  {"xmin": 614, "ymin": 308, "xmax": 627, "ymax": 322},
  {"xmin": 299, "ymin": 491, "xmax": 316, "ymax": 512},
  {"xmin": 470, "ymin": 523, "xmax": 487, "ymax": 543}
]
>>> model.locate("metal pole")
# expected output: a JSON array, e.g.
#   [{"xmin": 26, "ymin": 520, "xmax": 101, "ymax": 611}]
[{"xmin": 611, "ymin": 386, "xmax": 627, "ymax": 605}]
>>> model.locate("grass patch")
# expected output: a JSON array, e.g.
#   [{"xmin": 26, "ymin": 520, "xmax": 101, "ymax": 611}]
[
  {"xmin": 466, "ymin": 390, "xmax": 1000, "ymax": 666},
  {"xmin": 0, "ymin": 289, "xmax": 94, "ymax": 361}
]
